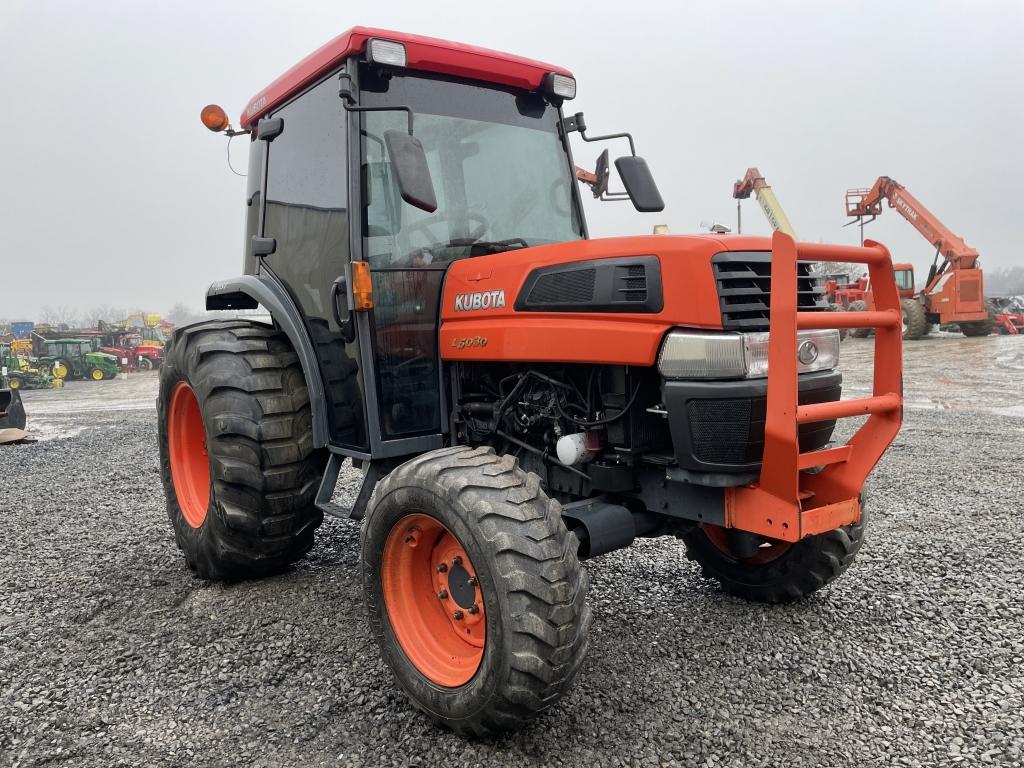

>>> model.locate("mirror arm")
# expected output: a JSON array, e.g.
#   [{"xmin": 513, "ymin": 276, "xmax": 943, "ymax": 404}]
[
  {"xmin": 338, "ymin": 73, "xmax": 414, "ymax": 134},
  {"xmin": 579, "ymin": 128, "xmax": 637, "ymax": 157}
]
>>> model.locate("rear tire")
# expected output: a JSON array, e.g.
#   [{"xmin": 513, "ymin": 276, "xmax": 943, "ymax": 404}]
[
  {"xmin": 157, "ymin": 319, "xmax": 328, "ymax": 580},
  {"xmin": 362, "ymin": 446, "xmax": 592, "ymax": 736},
  {"xmin": 138, "ymin": 356, "xmax": 154, "ymax": 371},
  {"xmin": 847, "ymin": 300, "xmax": 873, "ymax": 338},
  {"xmin": 901, "ymin": 298, "xmax": 927, "ymax": 340},
  {"xmin": 682, "ymin": 507, "xmax": 868, "ymax": 603}
]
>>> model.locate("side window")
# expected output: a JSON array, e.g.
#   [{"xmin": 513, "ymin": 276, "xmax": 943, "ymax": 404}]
[
  {"xmin": 263, "ymin": 75, "xmax": 367, "ymax": 448},
  {"xmin": 263, "ymin": 76, "xmax": 349, "ymax": 317}
]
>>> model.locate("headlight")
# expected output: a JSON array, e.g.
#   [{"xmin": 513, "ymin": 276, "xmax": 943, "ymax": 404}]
[{"xmin": 657, "ymin": 329, "xmax": 840, "ymax": 380}]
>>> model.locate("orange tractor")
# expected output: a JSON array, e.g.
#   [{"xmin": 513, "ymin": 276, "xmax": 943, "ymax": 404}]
[
  {"xmin": 160, "ymin": 27, "xmax": 905, "ymax": 734},
  {"xmin": 846, "ymin": 177, "xmax": 992, "ymax": 339}
]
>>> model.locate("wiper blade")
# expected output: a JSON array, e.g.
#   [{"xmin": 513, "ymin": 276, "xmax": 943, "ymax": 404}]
[{"xmin": 441, "ymin": 237, "xmax": 529, "ymax": 253}]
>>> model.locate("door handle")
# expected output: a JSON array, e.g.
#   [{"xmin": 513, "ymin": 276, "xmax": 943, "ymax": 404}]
[{"xmin": 331, "ymin": 275, "xmax": 357, "ymax": 344}]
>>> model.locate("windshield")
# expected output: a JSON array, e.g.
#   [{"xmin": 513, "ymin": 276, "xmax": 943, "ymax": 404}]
[
  {"xmin": 895, "ymin": 269, "xmax": 914, "ymax": 290},
  {"xmin": 359, "ymin": 69, "xmax": 583, "ymax": 267}
]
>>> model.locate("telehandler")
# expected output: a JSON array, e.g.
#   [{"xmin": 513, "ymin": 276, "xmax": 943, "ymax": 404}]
[
  {"xmin": 160, "ymin": 27, "xmax": 904, "ymax": 735},
  {"xmin": 846, "ymin": 177, "xmax": 991, "ymax": 339}
]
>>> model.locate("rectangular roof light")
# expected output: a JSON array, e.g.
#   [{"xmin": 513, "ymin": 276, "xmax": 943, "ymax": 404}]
[
  {"xmin": 543, "ymin": 72, "xmax": 576, "ymax": 100},
  {"xmin": 367, "ymin": 38, "xmax": 407, "ymax": 67}
]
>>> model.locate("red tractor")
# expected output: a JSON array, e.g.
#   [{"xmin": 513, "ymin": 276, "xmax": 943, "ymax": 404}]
[
  {"xmin": 100, "ymin": 330, "xmax": 163, "ymax": 371},
  {"xmin": 160, "ymin": 27, "xmax": 905, "ymax": 734}
]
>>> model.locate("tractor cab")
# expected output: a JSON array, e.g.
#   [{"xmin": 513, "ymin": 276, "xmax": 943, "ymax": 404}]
[
  {"xmin": 204, "ymin": 28, "xmax": 662, "ymax": 456},
  {"xmin": 893, "ymin": 264, "xmax": 915, "ymax": 297}
]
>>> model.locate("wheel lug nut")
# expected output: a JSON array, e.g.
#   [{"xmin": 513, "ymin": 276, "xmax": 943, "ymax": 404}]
[
  {"xmin": 437, "ymin": 563, "xmax": 448, "ymax": 573},
  {"xmin": 468, "ymin": 605, "xmax": 479, "ymax": 615},
  {"xmin": 452, "ymin": 556, "xmax": 462, "ymax": 566},
  {"xmin": 437, "ymin": 590, "xmax": 448, "ymax": 600},
  {"xmin": 452, "ymin": 610, "xmax": 464, "ymax": 620},
  {"xmin": 468, "ymin": 576, "xmax": 478, "ymax": 587}
]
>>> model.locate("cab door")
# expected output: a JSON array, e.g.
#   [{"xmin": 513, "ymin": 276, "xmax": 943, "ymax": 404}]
[
  {"xmin": 259, "ymin": 75, "xmax": 370, "ymax": 451},
  {"xmin": 356, "ymin": 108, "xmax": 447, "ymax": 456}
]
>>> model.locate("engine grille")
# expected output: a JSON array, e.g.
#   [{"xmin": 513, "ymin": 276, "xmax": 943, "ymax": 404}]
[
  {"xmin": 527, "ymin": 268, "xmax": 596, "ymax": 304},
  {"xmin": 712, "ymin": 252, "xmax": 829, "ymax": 330},
  {"xmin": 614, "ymin": 263, "xmax": 648, "ymax": 303},
  {"xmin": 515, "ymin": 256, "xmax": 663, "ymax": 313},
  {"xmin": 686, "ymin": 384, "xmax": 840, "ymax": 466}
]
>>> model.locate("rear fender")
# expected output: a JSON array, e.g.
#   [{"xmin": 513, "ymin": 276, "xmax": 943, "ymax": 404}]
[{"xmin": 206, "ymin": 274, "xmax": 329, "ymax": 448}]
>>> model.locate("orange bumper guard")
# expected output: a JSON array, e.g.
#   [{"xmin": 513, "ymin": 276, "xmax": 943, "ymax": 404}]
[{"xmin": 725, "ymin": 231, "xmax": 904, "ymax": 542}]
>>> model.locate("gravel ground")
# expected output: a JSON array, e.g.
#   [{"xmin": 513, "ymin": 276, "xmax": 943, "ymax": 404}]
[{"xmin": 2, "ymin": 336, "xmax": 1023, "ymax": 767}]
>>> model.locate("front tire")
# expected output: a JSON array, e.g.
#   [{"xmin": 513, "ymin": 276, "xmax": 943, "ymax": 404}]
[
  {"xmin": 362, "ymin": 446, "xmax": 592, "ymax": 736},
  {"xmin": 157, "ymin": 319, "xmax": 328, "ymax": 580},
  {"xmin": 827, "ymin": 304, "xmax": 848, "ymax": 340},
  {"xmin": 847, "ymin": 300, "xmax": 873, "ymax": 338},
  {"xmin": 138, "ymin": 356, "xmax": 154, "ymax": 371},
  {"xmin": 901, "ymin": 298, "xmax": 927, "ymax": 340},
  {"xmin": 682, "ymin": 507, "xmax": 868, "ymax": 603}
]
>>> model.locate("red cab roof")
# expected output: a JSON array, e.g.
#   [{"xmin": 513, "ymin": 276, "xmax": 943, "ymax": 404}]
[{"xmin": 240, "ymin": 26, "xmax": 573, "ymax": 128}]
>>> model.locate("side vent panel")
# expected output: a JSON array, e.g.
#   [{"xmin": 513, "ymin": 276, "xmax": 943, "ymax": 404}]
[{"xmin": 515, "ymin": 256, "xmax": 663, "ymax": 313}]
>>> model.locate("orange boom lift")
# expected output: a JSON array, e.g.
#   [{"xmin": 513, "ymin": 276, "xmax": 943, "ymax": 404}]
[{"xmin": 845, "ymin": 177, "xmax": 991, "ymax": 339}]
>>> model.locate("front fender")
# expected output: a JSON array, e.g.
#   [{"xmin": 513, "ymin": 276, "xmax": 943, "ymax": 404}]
[{"xmin": 206, "ymin": 275, "xmax": 329, "ymax": 448}]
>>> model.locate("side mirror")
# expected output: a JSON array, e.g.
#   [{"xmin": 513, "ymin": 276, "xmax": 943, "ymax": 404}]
[
  {"xmin": 384, "ymin": 130, "xmax": 438, "ymax": 213},
  {"xmin": 615, "ymin": 156, "xmax": 664, "ymax": 212}
]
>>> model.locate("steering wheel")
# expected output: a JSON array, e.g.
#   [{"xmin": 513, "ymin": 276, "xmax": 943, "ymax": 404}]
[{"xmin": 404, "ymin": 211, "xmax": 489, "ymax": 246}]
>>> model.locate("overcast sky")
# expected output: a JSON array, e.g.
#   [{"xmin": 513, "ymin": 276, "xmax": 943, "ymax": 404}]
[{"xmin": 2, "ymin": 0, "xmax": 1021, "ymax": 320}]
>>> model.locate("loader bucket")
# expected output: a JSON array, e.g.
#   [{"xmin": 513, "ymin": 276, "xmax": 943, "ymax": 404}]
[{"xmin": 0, "ymin": 386, "xmax": 28, "ymax": 432}]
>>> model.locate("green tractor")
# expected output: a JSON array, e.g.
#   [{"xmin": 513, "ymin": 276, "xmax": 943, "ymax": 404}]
[
  {"xmin": 0, "ymin": 343, "xmax": 53, "ymax": 391},
  {"xmin": 41, "ymin": 339, "xmax": 120, "ymax": 381}
]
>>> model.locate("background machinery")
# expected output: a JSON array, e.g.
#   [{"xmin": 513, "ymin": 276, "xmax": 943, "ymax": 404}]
[
  {"xmin": 40, "ymin": 339, "xmax": 120, "ymax": 381},
  {"xmin": 846, "ymin": 177, "xmax": 992, "ymax": 339},
  {"xmin": 733, "ymin": 167, "xmax": 860, "ymax": 337},
  {"xmin": 161, "ymin": 28, "xmax": 905, "ymax": 735},
  {"xmin": 732, "ymin": 167, "xmax": 798, "ymax": 238}
]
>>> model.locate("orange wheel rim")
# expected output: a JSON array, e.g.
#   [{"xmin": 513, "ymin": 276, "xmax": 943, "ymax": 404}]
[
  {"xmin": 167, "ymin": 382, "xmax": 210, "ymax": 528},
  {"xmin": 703, "ymin": 525, "xmax": 792, "ymax": 565},
  {"xmin": 381, "ymin": 513, "xmax": 485, "ymax": 687}
]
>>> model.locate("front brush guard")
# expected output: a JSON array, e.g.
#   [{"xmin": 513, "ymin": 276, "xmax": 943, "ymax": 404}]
[{"xmin": 725, "ymin": 232, "xmax": 904, "ymax": 542}]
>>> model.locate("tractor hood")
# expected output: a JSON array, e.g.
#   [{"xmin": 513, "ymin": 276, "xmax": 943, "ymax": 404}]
[{"xmin": 440, "ymin": 234, "xmax": 779, "ymax": 367}]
